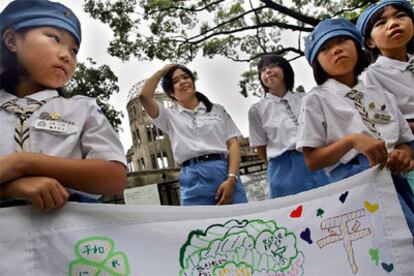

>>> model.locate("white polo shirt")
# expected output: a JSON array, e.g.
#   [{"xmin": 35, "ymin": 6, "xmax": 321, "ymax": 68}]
[
  {"xmin": 0, "ymin": 89, "xmax": 127, "ymax": 197},
  {"xmin": 152, "ymin": 101, "xmax": 242, "ymax": 164},
  {"xmin": 248, "ymin": 91, "xmax": 302, "ymax": 160},
  {"xmin": 296, "ymin": 79, "xmax": 414, "ymax": 173},
  {"xmin": 362, "ymin": 54, "xmax": 414, "ymax": 120}
]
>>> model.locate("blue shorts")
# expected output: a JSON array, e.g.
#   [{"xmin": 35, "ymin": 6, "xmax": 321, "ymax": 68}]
[
  {"xmin": 267, "ymin": 151, "xmax": 329, "ymax": 198},
  {"xmin": 404, "ymin": 170, "xmax": 414, "ymax": 194},
  {"xmin": 329, "ymin": 154, "xmax": 370, "ymax": 183},
  {"xmin": 330, "ymin": 154, "xmax": 414, "ymax": 237},
  {"xmin": 68, "ymin": 193, "xmax": 100, "ymax": 203},
  {"xmin": 179, "ymin": 159, "xmax": 248, "ymax": 206}
]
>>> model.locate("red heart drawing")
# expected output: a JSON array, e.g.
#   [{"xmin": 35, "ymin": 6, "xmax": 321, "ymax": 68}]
[{"xmin": 290, "ymin": 205, "xmax": 303, "ymax": 218}]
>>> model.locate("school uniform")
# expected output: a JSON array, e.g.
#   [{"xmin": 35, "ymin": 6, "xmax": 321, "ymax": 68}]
[
  {"xmin": 362, "ymin": 54, "xmax": 414, "ymax": 121},
  {"xmin": 0, "ymin": 89, "xmax": 127, "ymax": 203},
  {"xmin": 248, "ymin": 91, "xmax": 328, "ymax": 198},
  {"xmin": 362, "ymin": 54, "xmax": 414, "ymax": 192},
  {"xmin": 297, "ymin": 78, "xmax": 414, "ymax": 235},
  {"xmin": 152, "ymin": 101, "xmax": 248, "ymax": 206}
]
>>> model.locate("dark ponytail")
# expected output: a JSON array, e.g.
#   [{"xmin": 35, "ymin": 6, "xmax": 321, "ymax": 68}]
[{"xmin": 195, "ymin": 91, "xmax": 213, "ymax": 112}]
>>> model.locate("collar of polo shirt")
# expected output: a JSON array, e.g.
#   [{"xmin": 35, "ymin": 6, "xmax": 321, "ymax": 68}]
[{"xmin": 177, "ymin": 101, "xmax": 207, "ymax": 114}]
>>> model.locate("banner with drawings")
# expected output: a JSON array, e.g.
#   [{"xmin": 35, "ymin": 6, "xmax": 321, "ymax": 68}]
[{"xmin": 0, "ymin": 167, "xmax": 413, "ymax": 276}]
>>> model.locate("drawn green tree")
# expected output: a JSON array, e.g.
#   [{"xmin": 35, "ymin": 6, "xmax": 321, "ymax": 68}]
[{"xmin": 179, "ymin": 219, "xmax": 304, "ymax": 275}]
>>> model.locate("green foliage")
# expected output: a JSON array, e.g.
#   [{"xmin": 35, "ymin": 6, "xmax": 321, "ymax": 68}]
[
  {"xmin": 66, "ymin": 58, "xmax": 124, "ymax": 132},
  {"xmin": 84, "ymin": 0, "xmax": 141, "ymax": 60},
  {"xmin": 84, "ymin": 0, "xmax": 375, "ymax": 97}
]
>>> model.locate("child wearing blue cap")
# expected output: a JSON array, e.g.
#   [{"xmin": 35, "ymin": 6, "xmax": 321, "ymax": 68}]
[
  {"xmin": 357, "ymin": 0, "xmax": 414, "ymax": 133},
  {"xmin": 248, "ymin": 54, "xmax": 328, "ymax": 198},
  {"xmin": 297, "ymin": 18, "xmax": 414, "ymax": 236},
  {"xmin": 0, "ymin": 0, "xmax": 127, "ymax": 211},
  {"xmin": 357, "ymin": 0, "xmax": 414, "ymax": 195},
  {"xmin": 139, "ymin": 64, "xmax": 248, "ymax": 206}
]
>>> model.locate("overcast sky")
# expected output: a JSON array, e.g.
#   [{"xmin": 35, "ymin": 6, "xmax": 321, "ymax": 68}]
[{"xmin": 0, "ymin": 0, "xmax": 316, "ymax": 152}]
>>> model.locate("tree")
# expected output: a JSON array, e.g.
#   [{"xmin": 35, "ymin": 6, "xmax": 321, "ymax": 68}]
[
  {"xmin": 83, "ymin": 0, "xmax": 376, "ymax": 97},
  {"xmin": 66, "ymin": 58, "xmax": 124, "ymax": 132}
]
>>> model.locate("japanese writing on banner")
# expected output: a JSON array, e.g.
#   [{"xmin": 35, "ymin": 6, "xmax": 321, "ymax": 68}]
[{"xmin": 0, "ymin": 167, "xmax": 413, "ymax": 275}]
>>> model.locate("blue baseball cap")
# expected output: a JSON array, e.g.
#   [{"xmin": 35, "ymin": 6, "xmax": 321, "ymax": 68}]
[
  {"xmin": 356, "ymin": 0, "xmax": 414, "ymax": 39},
  {"xmin": 304, "ymin": 18, "xmax": 363, "ymax": 64},
  {"xmin": 0, "ymin": 0, "xmax": 82, "ymax": 45}
]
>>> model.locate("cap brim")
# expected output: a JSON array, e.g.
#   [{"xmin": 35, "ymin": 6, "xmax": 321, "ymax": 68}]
[
  {"xmin": 7, "ymin": 18, "xmax": 81, "ymax": 45},
  {"xmin": 309, "ymin": 30, "xmax": 359, "ymax": 64}
]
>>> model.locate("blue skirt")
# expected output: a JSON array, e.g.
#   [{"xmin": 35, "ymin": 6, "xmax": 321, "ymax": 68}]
[
  {"xmin": 330, "ymin": 154, "xmax": 414, "ymax": 237},
  {"xmin": 179, "ymin": 159, "xmax": 248, "ymax": 206},
  {"xmin": 267, "ymin": 151, "xmax": 329, "ymax": 198}
]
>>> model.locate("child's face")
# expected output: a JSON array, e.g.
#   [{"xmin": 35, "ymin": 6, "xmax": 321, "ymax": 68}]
[
  {"xmin": 170, "ymin": 68, "xmax": 196, "ymax": 102},
  {"xmin": 260, "ymin": 64, "xmax": 285, "ymax": 92},
  {"xmin": 367, "ymin": 5, "xmax": 413, "ymax": 55},
  {"xmin": 8, "ymin": 26, "xmax": 78, "ymax": 91},
  {"xmin": 317, "ymin": 36, "xmax": 358, "ymax": 82}
]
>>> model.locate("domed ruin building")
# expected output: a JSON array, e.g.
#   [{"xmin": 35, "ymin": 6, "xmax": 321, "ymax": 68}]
[{"xmin": 126, "ymin": 80, "xmax": 176, "ymax": 172}]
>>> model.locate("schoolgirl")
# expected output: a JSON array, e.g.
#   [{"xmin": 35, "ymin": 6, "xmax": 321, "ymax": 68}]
[
  {"xmin": 139, "ymin": 64, "xmax": 248, "ymax": 206},
  {"xmin": 0, "ymin": 0, "xmax": 126, "ymax": 211},
  {"xmin": 297, "ymin": 18, "xmax": 414, "ymax": 235},
  {"xmin": 357, "ymin": 0, "xmax": 414, "ymax": 133},
  {"xmin": 248, "ymin": 54, "xmax": 328, "ymax": 198}
]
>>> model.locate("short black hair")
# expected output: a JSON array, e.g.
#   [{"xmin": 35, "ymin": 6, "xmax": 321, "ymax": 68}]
[
  {"xmin": 363, "ymin": 3, "xmax": 414, "ymax": 58},
  {"xmin": 160, "ymin": 64, "xmax": 213, "ymax": 112},
  {"xmin": 257, "ymin": 54, "xmax": 295, "ymax": 93},
  {"xmin": 1, "ymin": 28, "xmax": 29, "ymax": 94},
  {"xmin": 311, "ymin": 37, "xmax": 370, "ymax": 85}
]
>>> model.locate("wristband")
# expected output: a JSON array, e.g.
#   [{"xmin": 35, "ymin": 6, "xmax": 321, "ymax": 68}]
[{"xmin": 228, "ymin": 173, "xmax": 238, "ymax": 179}]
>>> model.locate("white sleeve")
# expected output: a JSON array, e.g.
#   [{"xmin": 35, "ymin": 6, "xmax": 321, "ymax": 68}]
[
  {"xmin": 248, "ymin": 105, "xmax": 267, "ymax": 147},
  {"xmin": 220, "ymin": 105, "xmax": 242, "ymax": 141},
  {"xmin": 151, "ymin": 101, "xmax": 172, "ymax": 134},
  {"xmin": 81, "ymin": 99, "xmax": 126, "ymax": 165},
  {"xmin": 296, "ymin": 93, "xmax": 327, "ymax": 151}
]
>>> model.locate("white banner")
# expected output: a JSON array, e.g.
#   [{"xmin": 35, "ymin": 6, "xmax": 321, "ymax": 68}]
[{"xmin": 0, "ymin": 167, "xmax": 413, "ymax": 275}]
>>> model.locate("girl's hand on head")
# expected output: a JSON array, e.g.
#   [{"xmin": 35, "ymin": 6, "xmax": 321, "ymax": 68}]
[
  {"xmin": 2, "ymin": 176, "xmax": 69, "ymax": 212},
  {"xmin": 215, "ymin": 178, "xmax": 236, "ymax": 205},
  {"xmin": 159, "ymin": 64, "xmax": 176, "ymax": 76},
  {"xmin": 351, "ymin": 133, "xmax": 388, "ymax": 169},
  {"xmin": 387, "ymin": 149, "xmax": 413, "ymax": 174}
]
